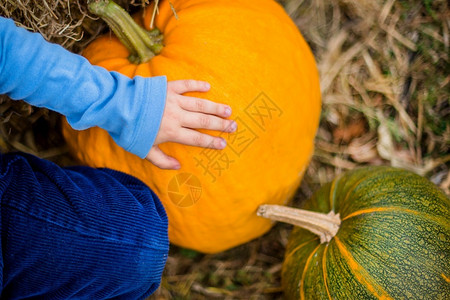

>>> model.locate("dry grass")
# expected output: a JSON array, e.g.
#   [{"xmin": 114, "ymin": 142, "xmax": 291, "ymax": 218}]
[
  {"xmin": 0, "ymin": 0, "xmax": 449, "ymax": 299},
  {"xmin": 287, "ymin": 0, "xmax": 450, "ymax": 197}
]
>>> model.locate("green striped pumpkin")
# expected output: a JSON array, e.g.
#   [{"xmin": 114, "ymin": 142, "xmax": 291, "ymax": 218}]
[{"xmin": 258, "ymin": 166, "xmax": 449, "ymax": 299}]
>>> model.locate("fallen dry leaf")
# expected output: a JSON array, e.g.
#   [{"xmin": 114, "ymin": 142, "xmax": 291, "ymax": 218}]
[{"xmin": 333, "ymin": 118, "xmax": 367, "ymax": 144}]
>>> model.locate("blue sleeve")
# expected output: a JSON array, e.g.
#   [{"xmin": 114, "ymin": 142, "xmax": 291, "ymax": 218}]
[{"xmin": 0, "ymin": 17, "xmax": 167, "ymax": 158}]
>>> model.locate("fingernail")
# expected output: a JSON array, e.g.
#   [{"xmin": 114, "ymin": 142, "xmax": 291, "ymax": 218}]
[
  {"xmin": 229, "ymin": 121, "xmax": 237, "ymax": 132},
  {"xmin": 204, "ymin": 82, "xmax": 210, "ymax": 90},
  {"xmin": 224, "ymin": 106, "xmax": 232, "ymax": 117},
  {"xmin": 220, "ymin": 138, "xmax": 227, "ymax": 149},
  {"xmin": 174, "ymin": 164, "xmax": 181, "ymax": 170}
]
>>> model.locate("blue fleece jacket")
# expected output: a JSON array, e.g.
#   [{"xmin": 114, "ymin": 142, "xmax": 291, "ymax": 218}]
[{"xmin": 0, "ymin": 17, "xmax": 167, "ymax": 158}]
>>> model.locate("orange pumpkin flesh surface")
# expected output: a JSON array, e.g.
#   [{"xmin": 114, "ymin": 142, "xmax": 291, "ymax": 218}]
[{"xmin": 63, "ymin": 0, "xmax": 321, "ymax": 253}]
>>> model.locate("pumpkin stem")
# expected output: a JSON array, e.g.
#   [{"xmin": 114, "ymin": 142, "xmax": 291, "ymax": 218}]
[
  {"xmin": 88, "ymin": 0, "xmax": 163, "ymax": 64},
  {"xmin": 257, "ymin": 205, "xmax": 341, "ymax": 244}
]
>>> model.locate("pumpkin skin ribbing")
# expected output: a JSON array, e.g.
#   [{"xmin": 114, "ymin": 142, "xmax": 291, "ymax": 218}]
[
  {"xmin": 62, "ymin": 0, "xmax": 321, "ymax": 253},
  {"xmin": 282, "ymin": 167, "xmax": 450, "ymax": 299}
]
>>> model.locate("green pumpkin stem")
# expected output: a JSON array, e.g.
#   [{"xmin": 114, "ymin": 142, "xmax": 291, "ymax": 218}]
[
  {"xmin": 88, "ymin": 0, "xmax": 163, "ymax": 64},
  {"xmin": 257, "ymin": 205, "xmax": 341, "ymax": 244}
]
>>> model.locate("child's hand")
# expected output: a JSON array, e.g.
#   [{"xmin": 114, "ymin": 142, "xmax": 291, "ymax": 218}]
[{"xmin": 145, "ymin": 80, "xmax": 237, "ymax": 170}]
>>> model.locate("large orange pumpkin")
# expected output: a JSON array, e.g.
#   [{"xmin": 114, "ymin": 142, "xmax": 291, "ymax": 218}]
[{"xmin": 63, "ymin": 0, "xmax": 321, "ymax": 253}]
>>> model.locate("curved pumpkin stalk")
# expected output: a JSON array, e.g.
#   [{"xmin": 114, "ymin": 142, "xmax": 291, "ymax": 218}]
[
  {"xmin": 87, "ymin": 0, "xmax": 163, "ymax": 63},
  {"xmin": 257, "ymin": 205, "xmax": 341, "ymax": 244}
]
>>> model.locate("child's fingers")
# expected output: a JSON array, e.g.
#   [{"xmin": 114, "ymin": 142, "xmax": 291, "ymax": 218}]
[
  {"xmin": 175, "ymin": 128, "xmax": 227, "ymax": 149},
  {"xmin": 179, "ymin": 96, "xmax": 232, "ymax": 117},
  {"xmin": 182, "ymin": 112, "xmax": 237, "ymax": 133},
  {"xmin": 169, "ymin": 80, "xmax": 210, "ymax": 94},
  {"xmin": 145, "ymin": 146, "xmax": 181, "ymax": 170}
]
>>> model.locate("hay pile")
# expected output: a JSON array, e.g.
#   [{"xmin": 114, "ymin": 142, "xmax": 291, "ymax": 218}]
[{"xmin": 0, "ymin": 0, "xmax": 449, "ymax": 298}]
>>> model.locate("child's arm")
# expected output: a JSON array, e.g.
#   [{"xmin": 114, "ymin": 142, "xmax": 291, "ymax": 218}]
[{"xmin": 0, "ymin": 17, "xmax": 236, "ymax": 169}]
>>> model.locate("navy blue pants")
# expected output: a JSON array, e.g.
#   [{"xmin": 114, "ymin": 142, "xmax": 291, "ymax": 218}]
[{"xmin": 0, "ymin": 152, "xmax": 169, "ymax": 299}]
